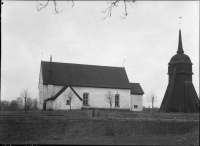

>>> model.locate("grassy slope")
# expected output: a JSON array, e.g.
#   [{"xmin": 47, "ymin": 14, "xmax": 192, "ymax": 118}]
[{"xmin": 0, "ymin": 119, "xmax": 199, "ymax": 145}]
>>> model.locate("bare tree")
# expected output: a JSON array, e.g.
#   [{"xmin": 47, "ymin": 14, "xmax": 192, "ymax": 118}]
[
  {"xmin": 64, "ymin": 89, "xmax": 75, "ymax": 111},
  {"xmin": 36, "ymin": 0, "xmax": 136, "ymax": 19},
  {"xmin": 105, "ymin": 91, "xmax": 114, "ymax": 108},
  {"xmin": 20, "ymin": 88, "xmax": 31, "ymax": 112},
  {"xmin": 27, "ymin": 97, "xmax": 35, "ymax": 110},
  {"xmin": 32, "ymin": 98, "xmax": 39, "ymax": 110},
  {"xmin": 16, "ymin": 97, "xmax": 24, "ymax": 110},
  {"xmin": 146, "ymin": 90, "xmax": 158, "ymax": 112}
]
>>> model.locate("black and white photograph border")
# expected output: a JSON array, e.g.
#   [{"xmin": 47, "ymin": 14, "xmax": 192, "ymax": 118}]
[{"xmin": 1, "ymin": 0, "xmax": 199, "ymax": 145}]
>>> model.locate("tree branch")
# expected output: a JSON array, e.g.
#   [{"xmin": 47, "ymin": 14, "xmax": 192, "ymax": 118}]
[
  {"xmin": 36, "ymin": 0, "xmax": 65, "ymax": 14},
  {"xmin": 102, "ymin": 0, "xmax": 136, "ymax": 20},
  {"xmin": 53, "ymin": 0, "xmax": 63, "ymax": 14},
  {"xmin": 37, "ymin": 0, "xmax": 50, "ymax": 12},
  {"xmin": 36, "ymin": 0, "xmax": 136, "ymax": 19}
]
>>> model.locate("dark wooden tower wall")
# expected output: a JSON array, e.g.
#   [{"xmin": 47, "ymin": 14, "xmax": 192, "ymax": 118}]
[
  {"xmin": 168, "ymin": 63, "xmax": 192, "ymax": 83},
  {"xmin": 160, "ymin": 29, "xmax": 199, "ymax": 113}
]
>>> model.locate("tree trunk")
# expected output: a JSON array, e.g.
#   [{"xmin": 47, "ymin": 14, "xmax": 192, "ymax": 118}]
[
  {"xmin": 25, "ymin": 98, "xmax": 27, "ymax": 112},
  {"xmin": 152, "ymin": 101, "xmax": 154, "ymax": 113}
]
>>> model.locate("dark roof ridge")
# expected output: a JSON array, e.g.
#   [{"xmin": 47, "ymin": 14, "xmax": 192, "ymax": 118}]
[{"xmin": 41, "ymin": 61, "xmax": 124, "ymax": 69}]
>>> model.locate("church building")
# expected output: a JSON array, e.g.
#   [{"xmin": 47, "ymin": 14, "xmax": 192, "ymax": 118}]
[
  {"xmin": 160, "ymin": 28, "xmax": 199, "ymax": 113},
  {"xmin": 38, "ymin": 57, "xmax": 144, "ymax": 111}
]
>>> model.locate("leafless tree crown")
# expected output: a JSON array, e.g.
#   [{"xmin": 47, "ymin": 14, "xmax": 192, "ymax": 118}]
[
  {"xmin": 20, "ymin": 88, "xmax": 31, "ymax": 111},
  {"xmin": 65, "ymin": 89, "xmax": 74, "ymax": 100},
  {"xmin": 64, "ymin": 89, "xmax": 75, "ymax": 111},
  {"xmin": 20, "ymin": 88, "xmax": 31, "ymax": 100},
  {"xmin": 104, "ymin": 91, "xmax": 115, "ymax": 108},
  {"xmin": 146, "ymin": 90, "xmax": 158, "ymax": 109},
  {"xmin": 37, "ymin": 0, "xmax": 74, "ymax": 14},
  {"xmin": 102, "ymin": 0, "xmax": 136, "ymax": 19},
  {"xmin": 36, "ymin": 0, "xmax": 136, "ymax": 19}
]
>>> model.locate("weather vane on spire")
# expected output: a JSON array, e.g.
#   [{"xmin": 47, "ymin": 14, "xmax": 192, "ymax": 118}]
[
  {"xmin": 123, "ymin": 60, "xmax": 125, "ymax": 67},
  {"xmin": 41, "ymin": 52, "xmax": 43, "ymax": 61},
  {"xmin": 179, "ymin": 17, "xmax": 182, "ymax": 29}
]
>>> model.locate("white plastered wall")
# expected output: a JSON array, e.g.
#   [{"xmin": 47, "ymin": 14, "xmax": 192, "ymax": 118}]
[
  {"xmin": 53, "ymin": 87, "xmax": 82, "ymax": 110},
  {"xmin": 45, "ymin": 85, "xmax": 131, "ymax": 110},
  {"xmin": 39, "ymin": 84, "xmax": 64, "ymax": 110},
  {"xmin": 130, "ymin": 94, "xmax": 143, "ymax": 111},
  {"xmin": 38, "ymin": 67, "xmax": 43, "ymax": 109},
  {"xmin": 46, "ymin": 85, "xmax": 64, "ymax": 110},
  {"xmin": 52, "ymin": 85, "xmax": 64, "ymax": 96},
  {"xmin": 72, "ymin": 86, "xmax": 130, "ymax": 109}
]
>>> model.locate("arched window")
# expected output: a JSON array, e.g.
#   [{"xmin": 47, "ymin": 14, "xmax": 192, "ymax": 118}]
[
  {"xmin": 83, "ymin": 93, "xmax": 89, "ymax": 106},
  {"xmin": 115, "ymin": 94, "xmax": 120, "ymax": 107}
]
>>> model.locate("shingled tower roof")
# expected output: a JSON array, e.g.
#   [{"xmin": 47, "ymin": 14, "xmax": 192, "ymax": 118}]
[{"xmin": 168, "ymin": 29, "xmax": 192, "ymax": 65}]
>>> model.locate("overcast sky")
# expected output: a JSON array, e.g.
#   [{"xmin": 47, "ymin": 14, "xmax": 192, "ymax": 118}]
[{"xmin": 1, "ymin": 1, "xmax": 199, "ymax": 107}]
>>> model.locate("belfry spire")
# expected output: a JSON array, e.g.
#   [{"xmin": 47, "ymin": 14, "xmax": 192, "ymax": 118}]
[
  {"xmin": 160, "ymin": 18, "xmax": 199, "ymax": 113},
  {"xmin": 177, "ymin": 17, "xmax": 184, "ymax": 54}
]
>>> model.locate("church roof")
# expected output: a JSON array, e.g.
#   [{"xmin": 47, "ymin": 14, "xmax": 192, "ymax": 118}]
[
  {"xmin": 41, "ymin": 61, "xmax": 131, "ymax": 89},
  {"xmin": 129, "ymin": 83, "xmax": 144, "ymax": 95},
  {"xmin": 168, "ymin": 29, "xmax": 192, "ymax": 65}
]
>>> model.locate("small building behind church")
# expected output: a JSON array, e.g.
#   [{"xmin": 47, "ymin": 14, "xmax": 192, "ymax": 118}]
[{"xmin": 38, "ymin": 58, "xmax": 144, "ymax": 111}]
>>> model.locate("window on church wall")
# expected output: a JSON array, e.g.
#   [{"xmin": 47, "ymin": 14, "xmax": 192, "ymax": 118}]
[
  {"xmin": 83, "ymin": 93, "xmax": 89, "ymax": 106},
  {"xmin": 66, "ymin": 99, "xmax": 71, "ymax": 105},
  {"xmin": 115, "ymin": 94, "xmax": 120, "ymax": 107},
  {"xmin": 134, "ymin": 105, "xmax": 138, "ymax": 108}
]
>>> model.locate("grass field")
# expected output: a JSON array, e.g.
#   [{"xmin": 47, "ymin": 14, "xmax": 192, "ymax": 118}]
[
  {"xmin": 0, "ymin": 118, "xmax": 199, "ymax": 145},
  {"xmin": 0, "ymin": 110, "xmax": 199, "ymax": 145}
]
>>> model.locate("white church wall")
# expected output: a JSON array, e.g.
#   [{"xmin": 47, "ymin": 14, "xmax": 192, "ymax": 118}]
[
  {"xmin": 53, "ymin": 87, "xmax": 82, "ymax": 110},
  {"xmin": 43, "ymin": 85, "xmax": 48, "ymax": 101},
  {"xmin": 46, "ymin": 84, "xmax": 54, "ymax": 110},
  {"xmin": 73, "ymin": 86, "xmax": 130, "ymax": 109},
  {"xmin": 38, "ymin": 65, "xmax": 65, "ymax": 110},
  {"xmin": 38, "ymin": 88, "xmax": 43, "ymax": 109},
  {"xmin": 38, "ymin": 85, "xmax": 48, "ymax": 110},
  {"xmin": 43, "ymin": 85, "xmax": 131, "ymax": 110},
  {"xmin": 130, "ymin": 94, "xmax": 143, "ymax": 111},
  {"xmin": 46, "ymin": 100, "xmax": 53, "ymax": 110},
  {"xmin": 38, "ymin": 67, "xmax": 44, "ymax": 109},
  {"xmin": 48, "ymin": 85, "xmax": 53, "ymax": 98},
  {"xmin": 52, "ymin": 85, "xmax": 64, "ymax": 97},
  {"xmin": 45, "ymin": 85, "xmax": 64, "ymax": 110}
]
